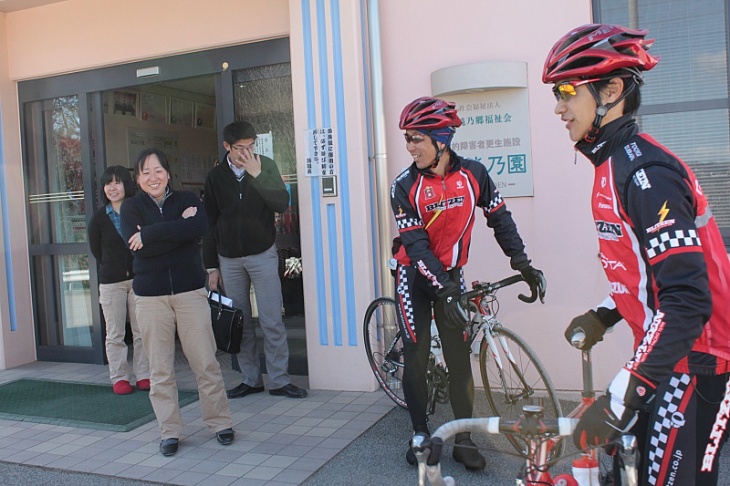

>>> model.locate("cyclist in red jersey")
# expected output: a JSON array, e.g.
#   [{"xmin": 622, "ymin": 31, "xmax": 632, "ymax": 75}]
[
  {"xmin": 390, "ymin": 96, "xmax": 546, "ymax": 471},
  {"xmin": 543, "ymin": 24, "xmax": 730, "ymax": 486}
]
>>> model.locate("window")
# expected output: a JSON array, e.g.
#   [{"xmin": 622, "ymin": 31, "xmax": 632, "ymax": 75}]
[{"xmin": 595, "ymin": 0, "xmax": 730, "ymax": 244}]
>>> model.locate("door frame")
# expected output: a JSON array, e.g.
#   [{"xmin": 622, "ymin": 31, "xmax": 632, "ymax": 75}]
[{"xmin": 18, "ymin": 38, "xmax": 291, "ymax": 363}]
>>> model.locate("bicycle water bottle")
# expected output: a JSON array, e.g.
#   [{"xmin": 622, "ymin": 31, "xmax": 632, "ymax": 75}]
[{"xmin": 571, "ymin": 456, "xmax": 599, "ymax": 486}]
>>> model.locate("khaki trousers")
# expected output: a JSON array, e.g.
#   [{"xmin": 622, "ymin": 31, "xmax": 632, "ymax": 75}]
[
  {"xmin": 99, "ymin": 279, "xmax": 149, "ymax": 384},
  {"xmin": 135, "ymin": 288, "xmax": 232, "ymax": 440}
]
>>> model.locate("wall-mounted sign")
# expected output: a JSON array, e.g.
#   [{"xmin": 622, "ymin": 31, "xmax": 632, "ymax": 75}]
[
  {"xmin": 449, "ymin": 90, "xmax": 533, "ymax": 197},
  {"xmin": 305, "ymin": 128, "xmax": 336, "ymax": 177}
]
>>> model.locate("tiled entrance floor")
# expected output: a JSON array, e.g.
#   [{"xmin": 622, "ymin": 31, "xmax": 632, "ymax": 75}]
[{"xmin": 0, "ymin": 352, "xmax": 395, "ymax": 485}]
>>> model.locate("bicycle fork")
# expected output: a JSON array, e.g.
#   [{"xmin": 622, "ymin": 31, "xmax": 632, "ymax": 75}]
[{"xmin": 484, "ymin": 330, "xmax": 533, "ymax": 404}]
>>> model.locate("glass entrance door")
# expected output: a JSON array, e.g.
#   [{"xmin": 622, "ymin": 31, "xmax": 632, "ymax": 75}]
[
  {"xmin": 24, "ymin": 95, "xmax": 101, "ymax": 362},
  {"xmin": 18, "ymin": 38, "xmax": 292, "ymax": 365}
]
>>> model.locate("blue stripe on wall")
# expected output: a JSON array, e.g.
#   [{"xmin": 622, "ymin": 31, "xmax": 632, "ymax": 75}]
[
  {"xmin": 0, "ymin": 113, "xmax": 16, "ymax": 331},
  {"xmin": 326, "ymin": 204, "xmax": 342, "ymax": 345},
  {"xmin": 301, "ymin": 0, "xmax": 328, "ymax": 345},
  {"xmin": 315, "ymin": 0, "xmax": 343, "ymax": 346},
  {"xmin": 329, "ymin": 0, "xmax": 357, "ymax": 346}
]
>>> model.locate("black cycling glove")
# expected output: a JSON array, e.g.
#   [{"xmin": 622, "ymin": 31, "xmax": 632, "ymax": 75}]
[
  {"xmin": 564, "ymin": 310, "xmax": 608, "ymax": 350},
  {"xmin": 574, "ymin": 368, "xmax": 655, "ymax": 451},
  {"xmin": 518, "ymin": 264, "xmax": 547, "ymax": 303},
  {"xmin": 434, "ymin": 284, "xmax": 466, "ymax": 330}
]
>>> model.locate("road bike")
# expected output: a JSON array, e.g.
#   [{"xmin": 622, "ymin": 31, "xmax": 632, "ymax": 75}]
[
  {"xmin": 363, "ymin": 274, "xmax": 563, "ymax": 459},
  {"xmin": 410, "ymin": 331, "xmax": 636, "ymax": 486}
]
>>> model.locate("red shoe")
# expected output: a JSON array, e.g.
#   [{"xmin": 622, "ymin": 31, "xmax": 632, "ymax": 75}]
[
  {"xmin": 113, "ymin": 380, "xmax": 133, "ymax": 395},
  {"xmin": 136, "ymin": 379, "xmax": 151, "ymax": 391}
]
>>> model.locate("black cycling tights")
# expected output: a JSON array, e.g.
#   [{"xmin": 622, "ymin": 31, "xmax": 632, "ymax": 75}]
[{"xmin": 399, "ymin": 270, "xmax": 474, "ymax": 434}]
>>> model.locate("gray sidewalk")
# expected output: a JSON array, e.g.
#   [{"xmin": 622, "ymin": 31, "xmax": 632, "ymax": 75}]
[
  {"xmin": 0, "ymin": 351, "xmax": 395, "ymax": 486},
  {"xmin": 2, "ymin": 352, "xmax": 730, "ymax": 485}
]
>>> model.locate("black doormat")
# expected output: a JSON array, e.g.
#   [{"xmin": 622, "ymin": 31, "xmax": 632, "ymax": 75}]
[{"xmin": 0, "ymin": 379, "xmax": 198, "ymax": 432}]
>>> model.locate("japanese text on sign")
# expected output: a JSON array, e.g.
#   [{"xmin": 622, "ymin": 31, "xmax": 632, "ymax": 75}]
[
  {"xmin": 449, "ymin": 91, "xmax": 533, "ymax": 197},
  {"xmin": 305, "ymin": 128, "xmax": 336, "ymax": 177}
]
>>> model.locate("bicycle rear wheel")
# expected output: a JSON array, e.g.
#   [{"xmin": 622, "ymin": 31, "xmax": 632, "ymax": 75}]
[
  {"xmin": 363, "ymin": 297, "xmax": 407, "ymax": 409},
  {"xmin": 479, "ymin": 326, "xmax": 564, "ymax": 460}
]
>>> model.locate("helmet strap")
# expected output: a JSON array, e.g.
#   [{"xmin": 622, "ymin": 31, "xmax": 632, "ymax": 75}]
[{"xmin": 584, "ymin": 81, "xmax": 636, "ymax": 143}]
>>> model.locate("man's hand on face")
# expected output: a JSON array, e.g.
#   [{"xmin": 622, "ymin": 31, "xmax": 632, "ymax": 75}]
[{"xmin": 236, "ymin": 145, "xmax": 261, "ymax": 178}]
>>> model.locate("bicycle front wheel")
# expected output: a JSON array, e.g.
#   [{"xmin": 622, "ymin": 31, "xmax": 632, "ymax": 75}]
[
  {"xmin": 479, "ymin": 326, "xmax": 564, "ymax": 460},
  {"xmin": 363, "ymin": 297, "xmax": 408, "ymax": 409}
]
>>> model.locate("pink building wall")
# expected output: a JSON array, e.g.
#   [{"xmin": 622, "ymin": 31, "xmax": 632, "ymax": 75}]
[{"xmin": 0, "ymin": 0, "xmax": 635, "ymax": 392}]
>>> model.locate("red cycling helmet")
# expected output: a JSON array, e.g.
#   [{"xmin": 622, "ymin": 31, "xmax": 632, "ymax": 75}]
[
  {"xmin": 399, "ymin": 97, "xmax": 462, "ymax": 132},
  {"xmin": 542, "ymin": 24, "xmax": 660, "ymax": 83}
]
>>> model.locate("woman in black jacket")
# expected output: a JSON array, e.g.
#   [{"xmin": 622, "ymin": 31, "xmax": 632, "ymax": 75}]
[
  {"xmin": 120, "ymin": 148, "xmax": 234, "ymax": 457},
  {"xmin": 88, "ymin": 165, "xmax": 149, "ymax": 395}
]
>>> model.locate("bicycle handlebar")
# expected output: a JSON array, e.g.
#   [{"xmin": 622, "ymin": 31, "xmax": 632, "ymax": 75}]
[
  {"xmin": 414, "ymin": 416, "xmax": 579, "ymax": 486},
  {"xmin": 458, "ymin": 274, "xmax": 537, "ymax": 307}
]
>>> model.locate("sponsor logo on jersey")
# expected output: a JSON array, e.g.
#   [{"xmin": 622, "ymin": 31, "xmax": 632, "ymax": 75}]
[
  {"xmin": 630, "ymin": 310, "xmax": 665, "ymax": 369},
  {"xmin": 424, "ymin": 186, "xmax": 435, "ymax": 200},
  {"xmin": 598, "ymin": 202, "xmax": 613, "ymax": 210},
  {"xmin": 591, "ymin": 141, "xmax": 606, "ymax": 154},
  {"xmin": 395, "ymin": 206, "xmax": 406, "ymax": 219},
  {"xmin": 671, "ymin": 411, "xmax": 686, "ymax": 428},
  {"xmin": 600, "ymin": 253, "xmax": 626, "ymax": 271},
  {"xmin": 668, "ymin": 450, "xmax": 684, "ymax": 486},
  {"xmin": 596, "ymin": 220, "xmax": 623, "ymax": 241},
  {"xmin": 633, "ymin": 168, "xmax": 651, "ymax": 190},
  {"xmin": 702, "ymin": 381, "xmax": 730, "ymax": 472},
  {"xmin": 425, "ymin": 200, "xmax": 446, "ymax": 212},
  {"xmin": 456, "ymin": 180, "xmax": 464, "ymax": 189},
  {"xmin": 425, "ymin": 196, "xmax": 464, "ymax": 212},
  {"xmin": 596, "ymin": 192, "xmax": 612, "ymax": 202},
  {"xmin": 610, "ymin": 281, "xmax": 629, "ymax": 295},
  {"xmin": 625, "ymin": 142, "xmax": 643, "ymax": 161},
  {"xmin": 646, "ymin": 201, "xmax": 676, "ymax": 233}
]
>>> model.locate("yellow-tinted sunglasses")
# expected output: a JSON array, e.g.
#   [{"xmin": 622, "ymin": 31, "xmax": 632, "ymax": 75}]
[{"xmin": 552, "ymin": 78, "xmax": 600, "ymax": 101}]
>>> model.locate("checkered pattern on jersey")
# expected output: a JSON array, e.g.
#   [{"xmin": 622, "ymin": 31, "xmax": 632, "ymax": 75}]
[
  {"xmin": 396, "ymin": 265, "xmax": 416, "ymax": 342},
  {"xmin": 396, "ymin": 215, "xmax": 422, "ymax": 231},
  {"xmin": 646, "ymin": 229, "xmax": 702, "ymax": 259},
  {"xmin": 482, "ymin": 193, "xmax": 504, "ymax": 215},
  {"xmin": 646, "ymin": 373, "xmax": 691, "ymax": 485}
]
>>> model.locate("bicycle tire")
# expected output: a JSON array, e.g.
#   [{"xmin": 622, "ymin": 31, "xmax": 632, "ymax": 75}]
[
  {"xmin": 363, "ymin": 297, "xmax": 408, "ymax": 409},
  {"xmin": 479, "ymin": 326, "xmax": 565, "ymax": 460}
]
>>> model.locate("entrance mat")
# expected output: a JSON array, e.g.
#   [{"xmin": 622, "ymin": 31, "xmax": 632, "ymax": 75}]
[{"xmin": 0, "ymin": 379, "xmax": 198, "ymax": 432}]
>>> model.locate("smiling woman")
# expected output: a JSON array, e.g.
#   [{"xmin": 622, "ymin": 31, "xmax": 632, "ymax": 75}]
[{"xmin": 119, "ymin": 147, "xmax": 235, "ymax": 456}]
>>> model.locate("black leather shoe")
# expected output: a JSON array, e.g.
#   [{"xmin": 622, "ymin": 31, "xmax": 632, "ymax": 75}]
[
  {"xmin": 226, "ymin": 383, "xmax": 265, "ymax": 399},
  {"xmin": 269, "ymin": 383, "xmax": 308, "ymax": 398},
  {"xmin": 216, "ymin": 428, "xmax": 235, "ymax": 446},
  {"xmin": 159, "ymin": 438, "xmax": 179, "ymax": 456}
]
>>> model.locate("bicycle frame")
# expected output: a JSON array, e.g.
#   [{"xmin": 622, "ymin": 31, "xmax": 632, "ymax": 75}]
[{"xmin": 411, "ymin": 330, "xmax": 640, "ymax": 486}]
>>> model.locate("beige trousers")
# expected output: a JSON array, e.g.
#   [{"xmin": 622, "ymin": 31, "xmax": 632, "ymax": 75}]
[
  {"xmin": 99, "ymin": 279, "xmax": 149, "ymax": 384},
  {"xmin": 135, "ymin": 287, "xmax": 233, "ymax": 440}
]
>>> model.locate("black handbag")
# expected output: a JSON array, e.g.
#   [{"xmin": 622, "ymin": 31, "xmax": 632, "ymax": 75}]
[{"xmin": 208, "ymin": 290, "xmax": 243, "ymax": 354}]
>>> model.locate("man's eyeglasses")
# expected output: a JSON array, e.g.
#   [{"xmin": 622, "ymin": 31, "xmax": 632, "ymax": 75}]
[
  {"xmin": 404, "ymin": 133, "xmax": 426, "ymax": 144},
  {"xmin": 552, "ymin": 78, "xmax": 600, "ymax": 101},
  {"xmin": 230, "ymin": 142, "xmax": 256, "ymax": 152}
]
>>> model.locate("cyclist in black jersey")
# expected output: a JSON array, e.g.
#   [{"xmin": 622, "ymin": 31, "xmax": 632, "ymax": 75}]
[
  {"xmin": 543, "ymin": 24, "xmax": 730, "ymax": 486},
  {"xmin": 391, "ymin": 96, "xmax": 546, "ymax": 471}
]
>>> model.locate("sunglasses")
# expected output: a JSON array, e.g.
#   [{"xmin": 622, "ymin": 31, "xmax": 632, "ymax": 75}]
[
  {"xmin": 552, "ymin": 78, "xmax": 601, "ymax": 101},
  {"xmin": 404, "ymin": 133, "xmax": 427, "ymax": 144}
]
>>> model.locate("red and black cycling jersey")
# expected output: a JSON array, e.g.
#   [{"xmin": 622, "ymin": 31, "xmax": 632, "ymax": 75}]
[
  {"xmin": 390, "ymin": 150, "xmax": 529, "ymax": 295},
  {"xmin": 576, "ymin": 115, "xmax": 730, "ymax": 384}
]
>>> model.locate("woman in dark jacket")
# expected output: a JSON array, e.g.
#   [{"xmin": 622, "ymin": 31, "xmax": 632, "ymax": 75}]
[
  {"xmin": 120, "ymin": 148, "xmax": 234, "ymax": 457},
  {"xmin": 88, "ymin": 165, "xmax": 149, "ymax": 395}
]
